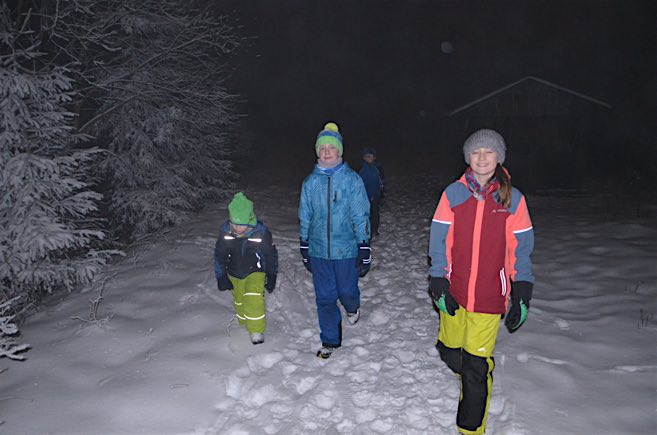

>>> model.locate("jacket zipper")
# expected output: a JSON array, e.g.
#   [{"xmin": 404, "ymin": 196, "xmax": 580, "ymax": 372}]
[
  {"xmin": 466, "ymin": 199, "xmax": 486, "ymax": 312},
  {"xmin": 327, "ymin": 176, "xmax": 331, "ymax": 258}
]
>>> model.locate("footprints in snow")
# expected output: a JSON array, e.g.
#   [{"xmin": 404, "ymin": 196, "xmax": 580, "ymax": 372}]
[{"xmin": 207, "ymin": 179, "xmax": 512, "ymax": 433}]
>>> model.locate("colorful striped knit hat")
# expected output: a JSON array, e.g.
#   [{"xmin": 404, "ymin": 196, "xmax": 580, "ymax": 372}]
[{"xmin": 315, "ymin": 122, "xmax": 343, "ymax": 157}]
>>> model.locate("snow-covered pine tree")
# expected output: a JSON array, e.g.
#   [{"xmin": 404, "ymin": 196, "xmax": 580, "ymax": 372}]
[
  {"xmin": 0, "ymin": 297, "xmax": 30, "ymax": 360},
  {"xmin": 48, "ymin": 0, "xmax": 242, "ymax": 237},
  {"xmin": 0, "ymin": 5, "xmax": 117, "ymax": 334}
]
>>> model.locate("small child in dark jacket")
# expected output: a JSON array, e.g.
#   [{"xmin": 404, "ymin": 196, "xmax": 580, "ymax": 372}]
[
  {"xmin": 358, "ymin": 147, "xmax": 386, "ymax": 237},
  {"xmin": 213, "ymin": 192, "xmax": 278, "ymax": 345}
]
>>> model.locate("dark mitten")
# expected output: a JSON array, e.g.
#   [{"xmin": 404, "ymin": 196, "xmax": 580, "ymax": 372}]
[
  {"xmin": 217, "ymin": 275, "xmax": 233, "ymax": 291},
  {"xmin": 299, "ymin": 239, "xmax": 312, "ymax": 272},
  {"xmin": 355, "ymin": 242, "xmax": 371, "ymax": 277},
  {"xmin": 265, "ymin": 274, "xmax": 277, "ymax": 293},
  {"xmin": 505, "ymin": 281, "xmax": 533, "ymax": 333},
  {"xmin": 429, "ymin": 277, "xmax": 458, "ymax": 316}
]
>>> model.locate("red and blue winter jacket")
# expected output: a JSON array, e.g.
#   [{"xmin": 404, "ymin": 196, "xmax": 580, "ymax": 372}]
[{"xmin": 428, "ymin": 174, "xmax": 534, "ymax": 314}]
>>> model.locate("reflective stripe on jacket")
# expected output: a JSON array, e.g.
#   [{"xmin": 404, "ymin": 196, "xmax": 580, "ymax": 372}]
[{"xmin": 214, "ymin": 221, "xmax": 278, "ymax": 280}]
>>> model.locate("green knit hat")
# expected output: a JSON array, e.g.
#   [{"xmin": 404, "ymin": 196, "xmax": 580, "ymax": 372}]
[
  {"xmin": 228, "ymin": 192, "xmax": 256, "ymax": 226},
  {"xmin": 315, "ymin": 122, "xmax": 344, "ymax": 157}
]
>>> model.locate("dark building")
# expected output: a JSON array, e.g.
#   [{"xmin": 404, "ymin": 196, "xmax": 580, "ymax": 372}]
[{"xmin": 447, "ymin": 76, "xmax": 612, "ymax": 192}]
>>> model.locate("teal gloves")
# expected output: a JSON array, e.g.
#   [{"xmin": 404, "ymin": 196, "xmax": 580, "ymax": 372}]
[
  {"xmin": 505, "ymin": 281, "xmax": 533, "ymax": 333},
  {"xmin": 429, "ymin": 277, "xmax": 458, "ymax": 316}
]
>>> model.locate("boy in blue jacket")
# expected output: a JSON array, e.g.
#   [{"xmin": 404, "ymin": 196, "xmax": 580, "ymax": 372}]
[
  {"xmin": 299, "ymin": 122, "xmax": 371, "ymax": 359},
  {"xmin": 358, "ymin": 147, "xmax": 386, "ymax": 238},
  {"xmin": 214, "ymin": 192, "xmax": 278, "ymax": 345}
]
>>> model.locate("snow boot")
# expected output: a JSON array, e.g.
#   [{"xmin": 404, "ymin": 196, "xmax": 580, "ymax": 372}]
[
  {"xmin": 346, "ymin": 308, "xmax": 360, "ymax": 325},
  {"xmin": 250, "ymin": 332, "xmax": 264, "ymax": 345},
  {"xmin": 316, "ymin": 345, "xmax": 336, "ymax": 359}
]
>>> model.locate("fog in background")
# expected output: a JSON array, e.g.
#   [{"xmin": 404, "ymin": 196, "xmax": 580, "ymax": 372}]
[{"xmin": 220, "ymin": 0, "xmax": 656, "ymax": 188}]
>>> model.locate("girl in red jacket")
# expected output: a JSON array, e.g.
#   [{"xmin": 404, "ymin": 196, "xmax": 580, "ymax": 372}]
[{"xmin": 428, "ymin": 129, "xmax": 534, "ymax": 435}]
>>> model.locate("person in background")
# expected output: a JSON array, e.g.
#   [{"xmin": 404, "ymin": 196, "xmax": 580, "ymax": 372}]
[
  {"xmin": 427, "ymin": 129, "xmax": 535, "ymax": 435},
  {"xmin": 299, "ymin": 121, "xmax": 371, "ymax": 359},
  {"xmin": 214, "ymin": 192, "xmax": 278, "ymax": 345},
  {"xmin": 358, "ymin": 146, "xmax": 386, "ymax": 239}
]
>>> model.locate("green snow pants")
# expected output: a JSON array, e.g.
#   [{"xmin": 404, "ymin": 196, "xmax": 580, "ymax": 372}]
[{"xmin": 229, "ymin": 272, "xmax": 266, "ymax": 334}]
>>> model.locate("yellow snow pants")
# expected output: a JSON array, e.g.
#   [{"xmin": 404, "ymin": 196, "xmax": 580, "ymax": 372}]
[{"xmin": 437, "ymin": 307, "xmax": 501, "ymax": 435}]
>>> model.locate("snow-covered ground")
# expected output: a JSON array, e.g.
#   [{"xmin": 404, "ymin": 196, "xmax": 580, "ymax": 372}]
[{"xmin": 1, "ymin": 173, "xmax": 656, "ymax": 434}]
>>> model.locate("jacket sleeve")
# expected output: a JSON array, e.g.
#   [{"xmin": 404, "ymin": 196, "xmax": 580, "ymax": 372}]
[
  {"xmin": 298, "ymin": 180, "xmax": 312, "ymax": 242},
  {"xmin": 262, "ymin": 228, "xmax": 279, "ymax": 275},
  {"xmin": 428, "ymin": 191, "xmax": 454, "ymax": 278},
  {"xmin": 350, "ymin": 174, "xmax": 371, "ymax": 242},
  {"xmin": 213, "ymin": 228, "xmax": 230, "ymax": 280},
  {"xmin": 506, "ymin": 194, "xmax": 535, "ymax": 284},
  {"xmin": 378, "ymin": 165, "xmax": 386, "ymax": 192}
]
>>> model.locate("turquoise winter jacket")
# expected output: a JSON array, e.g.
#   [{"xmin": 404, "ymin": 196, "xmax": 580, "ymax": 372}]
[{"xmin": 299, "ymin": 162, "xmax": 370, "ymax": 259}]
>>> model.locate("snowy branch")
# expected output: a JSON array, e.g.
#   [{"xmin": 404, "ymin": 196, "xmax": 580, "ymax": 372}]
[{"xmin": 0, "ymin": 297, "xmax": 31, "ymax": 361}]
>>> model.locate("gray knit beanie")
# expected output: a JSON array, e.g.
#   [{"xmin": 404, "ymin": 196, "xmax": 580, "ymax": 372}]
[{"xmin": 462, "ymin": 129, "xmax": 507, "ymax": 164}]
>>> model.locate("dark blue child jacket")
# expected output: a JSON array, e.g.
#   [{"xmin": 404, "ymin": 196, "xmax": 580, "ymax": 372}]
[
  {"xmin": 214, "ymin": 221, "xmax": 278, "ymax": 281},
  {"xmin": 358, "ymin": 162, "xmax": 385, "ymax": 200}
]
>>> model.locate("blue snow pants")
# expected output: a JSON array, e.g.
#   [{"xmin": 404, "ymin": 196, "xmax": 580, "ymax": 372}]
[{"xmin": 310, "ymin": 257, "xmax": 360, "ymax": 347}]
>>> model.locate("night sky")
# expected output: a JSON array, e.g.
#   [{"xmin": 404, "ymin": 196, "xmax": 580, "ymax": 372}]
[{"xmin": 220, "ymin": 0, "xmax": 656, "ymax": 181}]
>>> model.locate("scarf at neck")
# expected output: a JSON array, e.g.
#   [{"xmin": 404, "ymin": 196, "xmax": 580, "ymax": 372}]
[
  {"xmin": 464, "ymin": 167, "xmax": 499, "ymax": 201},
  {"xmin": 317, "ymin": 158, "xmax": 343, "ymax": 174}
]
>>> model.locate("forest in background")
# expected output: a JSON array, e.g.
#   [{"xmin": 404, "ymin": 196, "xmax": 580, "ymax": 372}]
[{"xmin": 1, "ymin": 0, "xmax": 243, "ymax": 359}]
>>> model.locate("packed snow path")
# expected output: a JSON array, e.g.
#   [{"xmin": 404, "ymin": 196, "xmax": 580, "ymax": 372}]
[
  {"xmin": 203, "ymin": 176, "xmax": 517, "ymax": 434},
  {"xmin": 1, "ymin": 174, "xmax": 655, "ymax": 434}
]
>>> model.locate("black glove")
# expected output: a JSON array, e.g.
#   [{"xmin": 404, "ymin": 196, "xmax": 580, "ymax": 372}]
[
  {"xmin": 265, "ymin": 273, "xmax": 277, "ymax": 293},
  {"xmin": 505, "ymin": 281, "xmax": 533, "ymax": 333},
  {"xmin": 429, "ymin": 277, "xmax": 458, "ymax": 316},
  {"xmin": 355, "ymin": 242, "xmax": 371, "ymax": 277},
  {"xmin": 299, "ymin": 239, "xmax": 311, "ymax": 272},
  {"xmin": 217, "ymin": 274, "xmax": 233, "ymax": 291}
]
